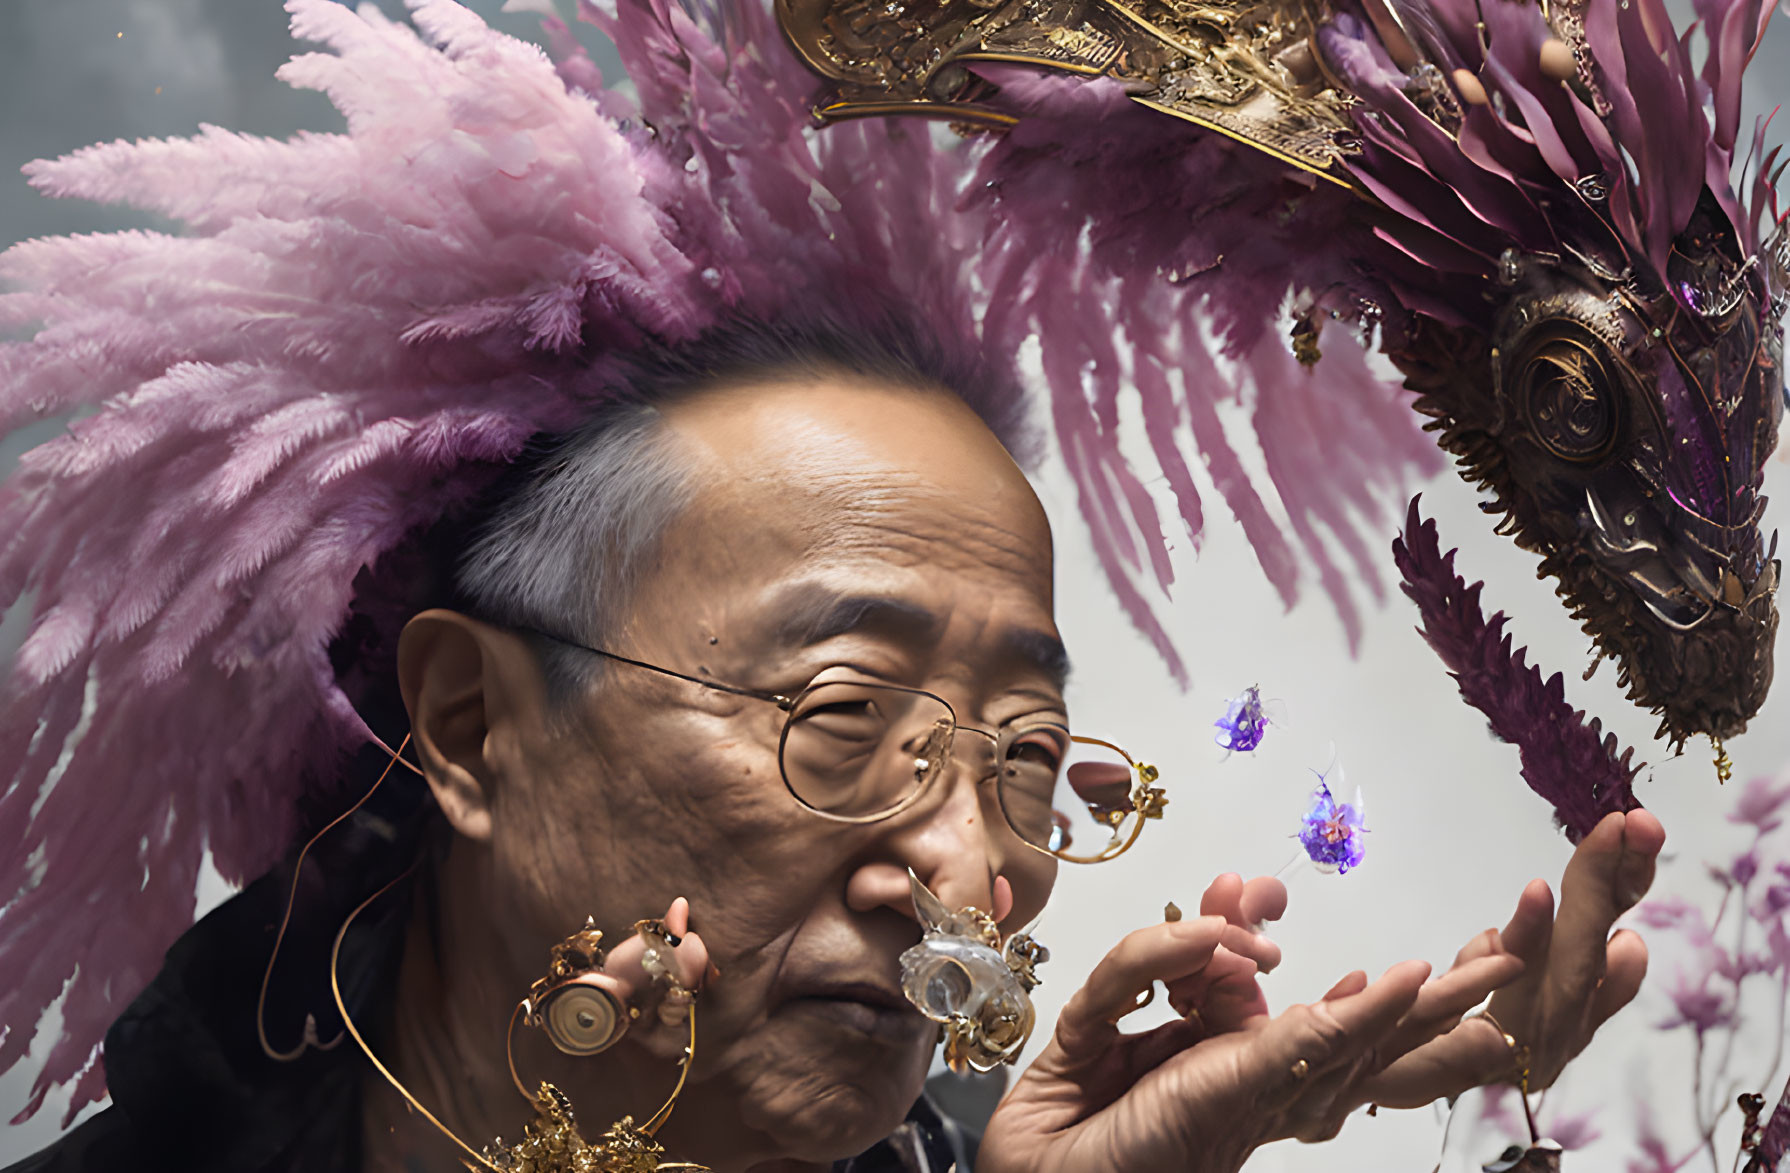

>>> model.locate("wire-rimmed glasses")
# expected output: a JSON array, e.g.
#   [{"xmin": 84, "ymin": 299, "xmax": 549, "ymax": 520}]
[{"xmin": 517, "ymin": 628, "xmax": 1167, "ymax": 863}]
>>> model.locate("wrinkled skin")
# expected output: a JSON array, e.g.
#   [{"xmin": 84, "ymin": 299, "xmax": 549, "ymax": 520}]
[
  {"xmin": 384, "ymin": 375, "xmax": 1062, "ymax": 1169},
  {"xmin": 379, "ymin": 372, "xmax": 1664, "ymax": 1173}
]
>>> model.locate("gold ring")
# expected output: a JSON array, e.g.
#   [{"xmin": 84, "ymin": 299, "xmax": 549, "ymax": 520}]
[
  {"xmin": 1290, "ymin": 1058, "xmax": 1310, "ymax": 1080},
  {"xmin": 1471, "ymin": 1009, "xmax": 1530, "ymax": 1090}
]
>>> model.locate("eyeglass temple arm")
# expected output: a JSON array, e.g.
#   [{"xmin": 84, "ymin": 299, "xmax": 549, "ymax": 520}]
[
  {"xmin": 1068, "ymin": 733, "xmax": 1130, "ymax": 759},
  {"xmin": 513, "ymin": 626, "xmax": 795, "ymax": 710}
]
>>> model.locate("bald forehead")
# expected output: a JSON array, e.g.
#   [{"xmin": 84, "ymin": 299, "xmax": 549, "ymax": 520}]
[
  {"xmin": 618, "ymin": 371, "xmax": 1065, "ymax": 698},
  {"xmin": 668, "ymin": 372, "xmax": 1026, "ymax": 481},
  {"xmin": 660, "ymin": 372, "xmax": 1051, "ymax": 553}
]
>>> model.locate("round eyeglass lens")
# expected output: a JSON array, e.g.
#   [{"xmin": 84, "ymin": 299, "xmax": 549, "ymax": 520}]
[
  {"xmin": 779, "ymin": 681, "xmax": 955, "ymax": 820},
  {"xmin": 998, "ymin": 729, "xmax": 1141, "ymax": 859}
]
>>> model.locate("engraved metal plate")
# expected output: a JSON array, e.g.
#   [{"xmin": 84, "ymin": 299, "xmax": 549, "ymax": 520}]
[{"xmin": 776, "ymin": 0, "xmax": 1360, "ymax": 179}]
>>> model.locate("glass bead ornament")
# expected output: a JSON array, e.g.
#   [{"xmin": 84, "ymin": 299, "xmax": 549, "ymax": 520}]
[{"xmin": 898, "ymin": 871, "xmax": 1048, "ymax": 1073}]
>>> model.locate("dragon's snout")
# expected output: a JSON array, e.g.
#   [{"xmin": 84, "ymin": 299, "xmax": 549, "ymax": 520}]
[{"xmin": 1577, "ymin": 502, "xmax": 1779, "ymax": 742}]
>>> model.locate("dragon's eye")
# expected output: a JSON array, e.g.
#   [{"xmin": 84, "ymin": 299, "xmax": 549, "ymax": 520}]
[{"xmin": 1517, "ymin": 330, "xmax": 1621, "ymax": 464}]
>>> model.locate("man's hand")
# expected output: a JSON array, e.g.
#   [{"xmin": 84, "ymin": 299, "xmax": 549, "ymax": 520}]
[
  {"xmin": 980, "ymin": 811, "xmax": 1663, "ymax": 1173},
  {"xmin": 1359, "ymin": 809, "xmax": 1664, "ymax": 1108},
  {"xmin": 979, "ymin": 875, "xmax": 1523, "ymax": 1173}
]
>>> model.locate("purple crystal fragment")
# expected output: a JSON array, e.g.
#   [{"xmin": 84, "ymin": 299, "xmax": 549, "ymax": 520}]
[
  {"xmin": 1215, "ymin": 686, "xmax": 1270, "ymax": 752},
  {"xmin": 1297, "ymin": 777, "xmax": 1367, "ymax": 874}
]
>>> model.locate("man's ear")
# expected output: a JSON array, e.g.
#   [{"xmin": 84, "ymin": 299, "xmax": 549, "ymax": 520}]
[{"xmin": 396, "ymin": 610, "xmax": 546, "ymax": 843}]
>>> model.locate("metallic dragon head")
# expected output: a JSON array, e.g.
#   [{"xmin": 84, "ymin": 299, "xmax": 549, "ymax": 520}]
[
  {"xmin": 776, "ymin": 0, "xmax": 1787, "ymax": 746},
  {"xmin": 1417, "ymin": 192, "xmax": 1785, "ymax": 743}
]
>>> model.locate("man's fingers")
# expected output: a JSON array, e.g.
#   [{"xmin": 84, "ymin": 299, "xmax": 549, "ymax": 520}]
[
  {"xmin": 1590, "ymin": 928, "xmax": 1648, "ymax": 1027},
  {"xmin": 1553, "ymin": 812, "xmax": 1663, "ymax": 1005},
  {"xmin": 1409, "ymin": 955, "xmax": 1525, "ymax": 1026},
  {"xmin": 1193, "ymin": 873, "xmax": 1281, "ymax": 972},
  {"xmin": 603, "ymin": 899, "xmax": 711, "ymax": 999},
  {"xmin": 1501, "ymin": 878, "xmax": 1555, "ymax": 963},
  {"xmin": 1488, "ymin": 877, "xmax": 1554, "ymax": 1029},
  {"xmin": 1358, "ymin": 1014, "xmax": 1528, "ymax": 1109},
  {"xmin": 1164, "ymin": 945, "xmax": 1267, "ymax": 1030},
  {"xmin": 1615, "ymin": 810, "xmax": 1665, "ymax": 906},
  {"xmin": 1378, "ymin": 954, "xmax": 1524, "ymax": 1061},
  {"xmin": 1238, "ymin": 960, "xmax": 1431, "ymax": 1110},
  {"xmin": 1055, "ymin": 917, "xmax": 1241, "ymax": 1060},
  {"xmin": 1224, "ymin": 926, "xmax": 1282, "ymax": 975},
  {"xmin": 1450, "ymin": 928, "xmax": 1503, "ymax": 971},
  {"xmin": 1200, "ymin": 874, "xmax": 1287, "ymax": 929},
  {"xmin": 1240, "ymin": 876, "xmax": 1289, "ymax": 930},
  {"xmin": 1323, "ymin": 955, "xmax": 1521, "ymax": 1113},
  {"xmin": 1200, "ymin": 874, "xmax": 1246, "ymax": 923}
]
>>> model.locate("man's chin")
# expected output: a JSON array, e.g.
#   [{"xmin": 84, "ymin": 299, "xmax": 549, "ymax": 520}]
[{"xmin": 726, "ymin": 1007, "xmax": 935, "ymax": 1160}]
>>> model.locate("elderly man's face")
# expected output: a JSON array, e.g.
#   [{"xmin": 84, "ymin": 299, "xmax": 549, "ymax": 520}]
[{"xmin": 486, "ymin": 374, "xmax": 1064, "ymax": 1163}]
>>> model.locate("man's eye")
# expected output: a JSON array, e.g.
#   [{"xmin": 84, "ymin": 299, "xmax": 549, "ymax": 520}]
[
  {"xmin": 809, "ymin": 699, "xmax": 875, "ymax": 717},
  {"xmin": 1009, "ymin": 742, "xmax": 1061, "ymax": 770},
  {"xmin": 796, "ymin": 700, "xmax": 884, "ymax": 739},
  {"xmin": 1005, "ymin": 733, "xmax": 1064, "ymax": 775}
]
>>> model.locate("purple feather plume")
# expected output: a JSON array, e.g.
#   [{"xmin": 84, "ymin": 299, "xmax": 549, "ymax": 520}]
[
  {"xmin": 3, "ymin": 0, "xmax": 1769, "ymax": 1123},
  {"xmin": 1392, "ymin": 497, "xmax": 1643, "ymax": 842},
  {"xmin": 0, "ymin": 0, "xmax": 1009, "ymax": 1121}
]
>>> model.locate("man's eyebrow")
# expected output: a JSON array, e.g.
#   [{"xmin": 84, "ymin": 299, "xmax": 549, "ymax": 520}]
[
  {"xmin": 771, "ymin": 586, "xmax": 944, "ymax": 649},
  {"xmin": 1003, "ymin": 626, "xmax": 1072, "ymax": 694},
  {"xmin": 769, "ymin": 583, "xmax": 1071, "ymax": 692}
]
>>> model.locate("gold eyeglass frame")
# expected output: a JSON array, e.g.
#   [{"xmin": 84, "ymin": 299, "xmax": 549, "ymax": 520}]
[{"xmin": 516, "ymin": 627, "xmax": 1168, "ymax": 864}]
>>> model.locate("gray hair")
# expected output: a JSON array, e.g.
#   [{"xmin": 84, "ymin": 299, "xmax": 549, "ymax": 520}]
[{"xmin": 449, "ymin": 315, "xmax": 1032, "ymax": 703}]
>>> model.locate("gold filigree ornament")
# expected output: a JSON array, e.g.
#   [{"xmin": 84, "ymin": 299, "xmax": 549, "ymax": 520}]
[
  {"xmin": 521, "ymin": 917, "xmax": 637, "ymax": 1057},
  {"xmin": 775, "ymin": 0, "xmax": 1363, "ymax": 181},
  {"xmin": 330, "ymin": 885, "xmax": 710, "ymax": 1173},
  {"xmin": 480, "ymin": 1083, "xmax": 708, "ymax": 1173}
]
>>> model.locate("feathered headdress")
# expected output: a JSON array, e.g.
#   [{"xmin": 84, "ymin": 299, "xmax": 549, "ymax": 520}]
[{"xmin": 0, "ymin": 0, "xmax": 1434, "ymax": 1121}]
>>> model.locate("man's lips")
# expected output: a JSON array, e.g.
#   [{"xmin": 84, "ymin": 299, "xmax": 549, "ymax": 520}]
[
  {"xmin": 783, "ymin": 981, "xmax": 925, "ymax": 1044},
  {"xmin": 793, "ymin": 981, "xmax": 911, "ymax": 1012}
]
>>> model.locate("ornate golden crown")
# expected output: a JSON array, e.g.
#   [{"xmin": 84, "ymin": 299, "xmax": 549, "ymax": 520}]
[{"xmin": 775, "ymin": 0, "xmax": 1385, "ymax": 179}]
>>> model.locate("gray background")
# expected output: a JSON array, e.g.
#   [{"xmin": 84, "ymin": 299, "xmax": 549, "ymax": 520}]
[{"xmin": 3, "ymin": 1, "xmax": 1790, "ymax": 1169}]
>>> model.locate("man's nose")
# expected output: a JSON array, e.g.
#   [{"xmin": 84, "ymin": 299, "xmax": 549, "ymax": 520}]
[{"xmin": 843, "ymin": 743, "xmax": 1016, "ymax": 924}]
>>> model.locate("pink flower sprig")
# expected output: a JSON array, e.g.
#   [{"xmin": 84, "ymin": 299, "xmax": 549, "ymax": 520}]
[
  {"xmin": 1391, "ymin": 497, "xmax": 1643, "ymax": 843},
  {"xmin": 1630, "ymin": 772, "xmax": 1790, "ymax": 1170}
]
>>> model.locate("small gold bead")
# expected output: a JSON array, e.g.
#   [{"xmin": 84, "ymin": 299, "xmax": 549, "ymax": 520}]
[
  {"xmin": 1453, "ymin": 68, "xmax": 1489, "ymax": 106},
  {"xmin": 1539, "ymin": 38, "xmax": 1576, "ymax": 82}
]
